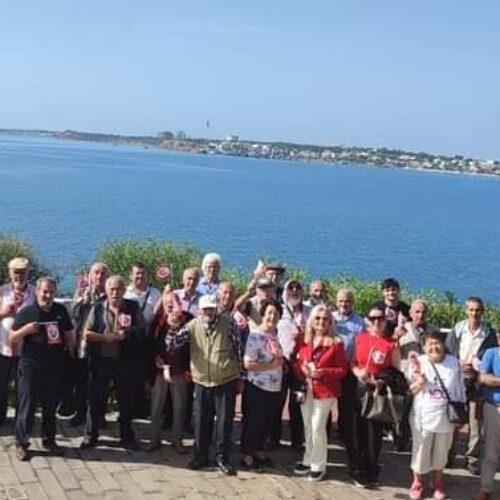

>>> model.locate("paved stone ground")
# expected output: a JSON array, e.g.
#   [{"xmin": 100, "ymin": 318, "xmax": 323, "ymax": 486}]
[{"xmin": 0, "ymin": 412, "xmax": 498, "ymax": 500}]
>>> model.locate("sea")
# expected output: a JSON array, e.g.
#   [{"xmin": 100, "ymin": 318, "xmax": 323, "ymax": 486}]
[{"xmin": 0, "ymin": 133, "xmax": 498, "ymax": 302}]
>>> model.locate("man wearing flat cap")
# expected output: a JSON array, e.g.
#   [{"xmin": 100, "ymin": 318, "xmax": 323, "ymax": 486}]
[{"xmin": 0, "ymin": 258, "xmax": 35, "ymax": 425}]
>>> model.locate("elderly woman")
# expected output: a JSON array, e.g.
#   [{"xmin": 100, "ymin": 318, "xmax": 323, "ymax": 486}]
[
  {"xmin": 196, "ymin": 253, "xmax": 222, "ymax": 296},
  {"xmin": 350, "ymin": 305, "xmax": 401, "ymax": 488},
  {"xmin": 407, "ymin": 330, "xmax": 465, "ymax": 500},
  {"xmin": 146, "ymin": 289, "xmax": 190, "ymax": 453},
  {"xmin": 293, "ymin": 305, "xmax": 348, "ymax": 481},
  {"xmin": 240, "ymin": 299, "xmax": 283, "ymax": 470}
]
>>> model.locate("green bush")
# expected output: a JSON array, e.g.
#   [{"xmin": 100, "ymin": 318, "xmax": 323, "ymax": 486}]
[
  {"xmin": 94, "ymin": 238, "xmax": 203, "ymax": 289},
  {"xmin": 91, "ymin": 238, "xmax": 500, "ymax": 330},
  {"xmin": 0, "ymin": 233, "xmax": 46, "ymax": 285}
]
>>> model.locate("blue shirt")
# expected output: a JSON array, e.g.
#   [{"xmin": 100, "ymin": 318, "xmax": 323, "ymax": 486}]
[
  {"xmin": 333, "ymin": 311, "xmax": 365, "ymax": 362},
  {"xmin": 479, "ymin": 346, "xmax": 500, "ymax": 405},
  {"xmin": 196, "ymin": 278, "xmax": 220, "ymax": 296}
]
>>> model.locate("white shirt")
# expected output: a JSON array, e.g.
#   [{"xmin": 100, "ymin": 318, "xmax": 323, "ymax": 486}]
[
  {"xmin": 124, "ymin": 285, "xmax": 161, "ymax": 325},
  {"xmin": 407, "ymin": 354, "xmax": 465, "ymax": 433},
  {"xmin": 0, "ymin": 283, "xmax": 36, "ymax": 357},
  {"xmin": 455, "ymin": 320, "xmax": 489, "ymax": 363}
]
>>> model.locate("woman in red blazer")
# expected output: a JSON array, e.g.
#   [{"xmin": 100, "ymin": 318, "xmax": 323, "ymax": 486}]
[{"xmin": 292, "ymin": 304, "xmax": 348, "ymax": 481}]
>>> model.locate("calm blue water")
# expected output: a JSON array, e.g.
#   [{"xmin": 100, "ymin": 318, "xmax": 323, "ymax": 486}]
[{"xmin": 0, "ymin": 133, "xmax": 498, "ymax": 302}]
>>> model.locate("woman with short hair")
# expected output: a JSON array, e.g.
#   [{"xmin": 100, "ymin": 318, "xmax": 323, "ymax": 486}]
[
  {"xmin": 240, "ymin": 299, "xmax": 284, "ymax": 470},
  {"xmin": 407, "ymin": 330, "xmax": 465, "ymax": 500}
]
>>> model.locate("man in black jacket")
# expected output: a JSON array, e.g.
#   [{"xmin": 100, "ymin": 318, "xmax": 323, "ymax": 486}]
[{"xmin": 81, "ymin": 276, "xmax": 146, "ymax": 450}]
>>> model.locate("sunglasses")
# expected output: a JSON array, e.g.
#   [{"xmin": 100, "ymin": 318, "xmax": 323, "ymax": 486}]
[{"xmin": 368, "ymin": 315, "xmax": 385, "ymax": 322}]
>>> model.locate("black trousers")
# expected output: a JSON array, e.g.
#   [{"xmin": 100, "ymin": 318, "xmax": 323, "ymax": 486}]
[
  {"xmin": 0, "ymin": 354, "xmax": 18, "ymax": 423},
  {"xmin": 16, "ymin": 360, "xmax": 60, "ymax": 446},
  {"xmin": 241, "ymin": 381, "xmax": 280, "ymax": 455},
  {"xmin": 193, "ymin": 379, "xmax": 236, "ymax": 461},
  {"xmin": 269, "ymin": 370, "xmax": 304, "ymax": 447},
  {"xmin": 344, "ymin": 382, "xmax": 384, "ymax": 481},
  {"xmin": 72, "ymin": 358, "xmax": 90, "ymax": 418},
  {"xmin": 85, "ymin": 357, "xmax": 135, "ymax": 442}
]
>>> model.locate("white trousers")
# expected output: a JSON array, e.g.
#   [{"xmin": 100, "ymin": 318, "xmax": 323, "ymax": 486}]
[
  {"xmin": 411, "ymin": 427, "xmax": 453, "ymax": 475},
  {"xmin": 300, "ymin": 390, "xmax": 334, "ymax": 473}
]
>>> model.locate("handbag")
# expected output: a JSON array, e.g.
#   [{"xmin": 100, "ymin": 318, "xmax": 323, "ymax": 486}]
[
  {"xmin": 429, "ymin": 361, "xmax": 468, "ymax": 426},
  {"xmin": 359, "ymin": 384, "xmax": 403, "ymax": 424}
]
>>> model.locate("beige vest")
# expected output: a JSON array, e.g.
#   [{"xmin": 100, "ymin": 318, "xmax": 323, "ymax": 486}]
[{"xmin": 189, "ymin": 314, "xmax": 240, "ymax": 387}]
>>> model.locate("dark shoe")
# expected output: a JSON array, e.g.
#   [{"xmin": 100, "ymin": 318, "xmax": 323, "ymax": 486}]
[
  {"xmin": 16, "ymin": 445, "xmax": 29, "ymax": 461},
  {"xmin": 42, "ymin": 441, "xmax": 65, "ymax": 456},
  {"xmin": 188, "ymin": 456, "xmax": 209, "ymax": 470},
  {"xmin": 57, "ymin": 403, "xmax": 75, "ymax": 418},
  {"xmin": 308, "ymin": 470, "xmax": 326, "ymax": 482},
  {"xmin": 172, "ymin": 439, "xmax": 187, "ymax": 455},
  {"xmin": 216, "ymin": 458, "xmax": 236, "ymax": 476},
  {"xmin": 294, "ymin": 463, "xmax": 310, "ymax": 476},
  {"xmin": 366, "ymin": 477, "xmax": 380, "ymax": 489},
  {"xmin": 69, "ymin": 414, "xmax": 86, "ymax": 427},
  {"xmin": 467, "ymin": 461, "xmax": 481, "ymax": 476},
  {"xmin": 80, "ymin": 437, "xmax": 98, "ymax": 449},
  {"xmin": 120, "ymin": 439, "xmax": 139, "ymax": 451},
  {"xmin": 350, "ymin": 471, "xmax": 369, "ymax": 488}
]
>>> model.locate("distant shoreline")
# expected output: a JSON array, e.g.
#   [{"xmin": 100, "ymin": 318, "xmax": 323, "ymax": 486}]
[{"xmin": 1, "ymin": 127, "xmax": 499, "ymax": 178}]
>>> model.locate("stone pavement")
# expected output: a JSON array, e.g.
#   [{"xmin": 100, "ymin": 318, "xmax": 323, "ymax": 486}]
[{"xmin": 0, "ymin": 413, "xmax": 498, "ymax": 500}]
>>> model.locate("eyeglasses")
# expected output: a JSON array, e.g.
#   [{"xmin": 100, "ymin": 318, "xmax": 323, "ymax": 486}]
[
  {"xmin": 368, "ymin": 315, "xmax": 385, "ymax": 322},
  {"xmin": 289, "ymin": 285, "xmax": 302, "ymax": 291}
]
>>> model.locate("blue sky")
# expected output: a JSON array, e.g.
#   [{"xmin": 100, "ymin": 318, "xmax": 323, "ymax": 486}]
[{"xmin": 1, "ymin": 1, "xmax": 499, "ymax": 158}]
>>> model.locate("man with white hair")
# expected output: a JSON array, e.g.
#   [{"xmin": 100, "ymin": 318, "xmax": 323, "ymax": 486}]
[
  {"xmin": 196, "ymin": 253, "xmax": 222, "ymax": 296},
  {"xmin": 0, "ymin": 257, "xmax": 35, "ymax": 425}
]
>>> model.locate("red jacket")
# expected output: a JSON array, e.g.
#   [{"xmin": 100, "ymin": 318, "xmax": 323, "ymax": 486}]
[{"xmin": 293, "ymin": 338, "xmax": 348, "ymax": 399}]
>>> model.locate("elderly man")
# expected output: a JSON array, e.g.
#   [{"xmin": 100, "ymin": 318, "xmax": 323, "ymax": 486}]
[
  {"xmin": 165, "ymin": 293, "xmax": 241, "ymax": 475},
  {"xmin": 196, "ymin": 253, "xmax": 222, "ymax": 296},
  {"xmin": 332, "ymin": 289, "xmax": 365, "ymax": 460},
  {"xmin": 0, "ymin": 257, "xmax": 36, "ymax": 425},
  {"xmin": 67, "ymin": 262, "xmax": 109, "ymax": 426},
  {"xmin": 174, "ymin": 267, "xmax": 201, "ymax": 317},
  {"xmin": 235, "ymin": 277, "xmax": 275, "ymax": 330},
  {"xmin": 398, "ymin": 299, "xmax": 439, "ymax": 369},
  {"xmin": 81, "ymin": 276, "xmax": 146, "ymax": 449},
  {"xmin": 10, "ymin": 277, "xmax": 74, "ymax": 461},
  {"xmin": 446, "ymin": 297, "xmax": 497, "ymax": 475}
]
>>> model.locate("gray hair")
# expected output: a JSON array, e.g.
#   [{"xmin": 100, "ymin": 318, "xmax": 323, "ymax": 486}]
[
  {"xmin": 105, "ymin": 275, "xmax": 126, "ymax": 290},
  {"xmin": 201, "ymin": 253, "xmax": 222, "ymax": 272},
  {"xmin": 36, "ymin": 276, "xmax": 57, "ymax": 290}
]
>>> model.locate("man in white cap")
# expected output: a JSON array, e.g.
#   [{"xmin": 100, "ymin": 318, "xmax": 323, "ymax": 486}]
[
  {"xmin": 0, "ymin": 257, "xmax": 35, "ymax": 425},
  {"xmin": 165, "ymin": 293, "xmax": 242, "ymax": 475}
]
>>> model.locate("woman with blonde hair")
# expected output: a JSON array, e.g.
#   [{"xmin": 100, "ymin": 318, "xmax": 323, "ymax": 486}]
[{"xmin": 292, "ymin": 304, "xmax": 348, "ymax": 481}]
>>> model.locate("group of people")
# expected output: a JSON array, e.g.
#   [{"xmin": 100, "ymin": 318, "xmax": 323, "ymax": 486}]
[{"xmin": 0, "ymin": 253, "xmax": 498, "ymax": 500}]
